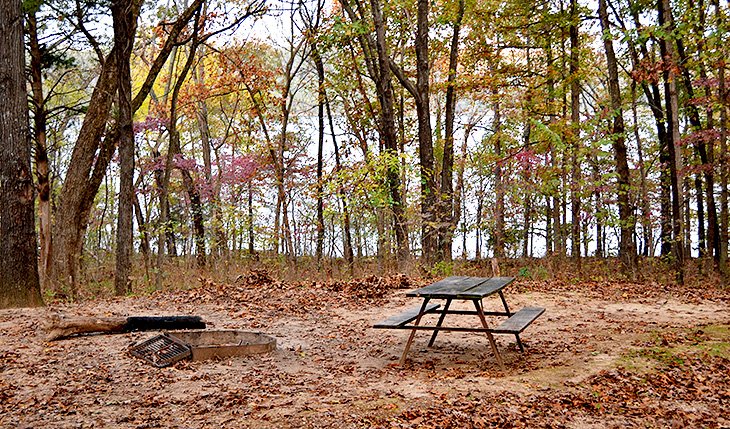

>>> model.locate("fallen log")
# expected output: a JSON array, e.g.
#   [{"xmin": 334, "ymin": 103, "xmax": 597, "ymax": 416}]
[{"xmin": 46, "ymin": 315, "xmax": 206, "ymax": 341}]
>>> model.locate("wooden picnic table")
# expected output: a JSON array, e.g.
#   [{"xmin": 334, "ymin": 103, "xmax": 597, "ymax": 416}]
[{"xmin": 374, "ymin": 276, "xmax": 544, "ymax": 369}]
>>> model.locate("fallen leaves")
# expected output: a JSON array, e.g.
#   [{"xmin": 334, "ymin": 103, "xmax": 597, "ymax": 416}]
[{"xmin": 1, "ymin": 273, "xmax": 728, "ymax": 428}]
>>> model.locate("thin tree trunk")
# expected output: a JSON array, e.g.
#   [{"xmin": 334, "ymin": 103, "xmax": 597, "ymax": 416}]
[
  {"xmin": 325, "ymin": 92, "xmax": 354, "ymax": 270},
  {"xmin": 193, "ymin": 57, "xmax": 226, "ymax": 258},
  {"xmin": 718, "ymin": 0, "xmax": 728, "ymax": 275},
  {"xmin": 133, "ymin": 194, "xmax": 150, "ymax": 281},
  {"xmin": 659, "ymin": 0, "xmax": 685, "ymax": 282},
  {"xmin": 569, "ymin": 0, "xmax": 581, "ymax": 259},
  {"xmin": 440, "ymin": 0, "xmax": 464, "ymax": 262},
  {"xmin": 369, "ymin": 0, "xmax": 409, "ymax": 265},
  {"xmin": 599, "ymin": 0, "xmax": 637, "ymax": 275},
  {"xmin": 631, "ymin": 81, "xmax": 653, "ymax": 256},
  {"xmin": 113, "ymin": 0, "xmax": 137, "ymax": 296},
  {"xmin": 493, "ymin": 93, "xmax": 505, "ymax": 259},
  {"xmin": 27, "ymin": 12, "xmax": 53, "ymax": 290},
  {"xmin": 312, "ymin": 43, "xmax": 326, "ymax": 265},
  {"xmin": 414, "ymin": 0, "xmax": 437, "ymax": 264},
  {"xmin": 156, "ymin": 8, "xmax": 202, "ymax": 288}
]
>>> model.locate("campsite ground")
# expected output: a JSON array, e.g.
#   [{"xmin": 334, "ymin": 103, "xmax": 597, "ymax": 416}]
[{"xmin": 1, "ymin": 269, "xmax": 728, "ymax": 428}]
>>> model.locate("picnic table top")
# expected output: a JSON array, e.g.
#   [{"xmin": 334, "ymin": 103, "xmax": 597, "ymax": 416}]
[{"xmin": 405, "ymin": 276, "xmax": 515, "ymax": 299}]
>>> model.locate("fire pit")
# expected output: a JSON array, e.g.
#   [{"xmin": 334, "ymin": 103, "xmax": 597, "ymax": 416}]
[
  {"xmin": 169, "ymin": 330, "xmax": 276, "ymax": 361},
  {"xmin": 129, "ymin": 330, "xmax": 276, "ymax": 367}
]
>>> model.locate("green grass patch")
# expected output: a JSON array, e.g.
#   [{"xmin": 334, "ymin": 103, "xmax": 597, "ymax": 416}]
[{"xmin": 620, "ymin": 324, "xmax": 730, "ymax": 371}]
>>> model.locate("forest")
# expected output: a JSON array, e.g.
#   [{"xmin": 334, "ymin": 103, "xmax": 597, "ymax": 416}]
[
  {"xmin": 1, "ymin": 1, "xmax": 729, "ymax": 427},
  {"xmin": 0, "ymin": 0, "xmax": 729, "ymax": 306}
]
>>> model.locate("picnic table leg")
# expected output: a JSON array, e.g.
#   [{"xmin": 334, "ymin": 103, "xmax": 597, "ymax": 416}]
[
  {"xmin": 515, "ymin": 334, "xmax": 525, "ymax": 352},
  {"xmin": 497, "ymin": 291, "xmax": 525, "ymax": 352},
  {"xmin": 399, "ymin": 298, "xmax": 431, "ymax": 365},
  {"xmin": 427, "ymin": 299, "xmax": 452, "ymax": 347},
  {"xmin": 498, "ymin": 291, "xmax": 512, "ymax": 316},
  {"xmin": 473, "ymin": 299, "xmax": 505, "ymax": 371}
]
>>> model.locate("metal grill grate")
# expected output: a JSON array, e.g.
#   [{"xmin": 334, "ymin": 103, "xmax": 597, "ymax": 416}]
[{"xmin": 128, "ymin": 334, "xmax": 192, "ymax": 367}]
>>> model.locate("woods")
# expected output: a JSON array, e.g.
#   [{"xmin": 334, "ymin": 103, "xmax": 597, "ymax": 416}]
[{"xmin": 1, "ymin": 0, "xmax": 730, "ymax": 306}]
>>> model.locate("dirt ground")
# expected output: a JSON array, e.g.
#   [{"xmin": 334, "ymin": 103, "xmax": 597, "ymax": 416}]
[{"xmin": 1, "ymin": 273, "xmax": 729, "ymax": 428}]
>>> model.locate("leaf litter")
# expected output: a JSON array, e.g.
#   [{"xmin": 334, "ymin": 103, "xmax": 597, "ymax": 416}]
[{"xmin": 0, "ymin": 271, "xmax": 728, "ymax": 428}]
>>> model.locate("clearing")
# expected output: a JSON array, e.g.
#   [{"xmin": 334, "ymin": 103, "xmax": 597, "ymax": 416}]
[{"xmin": 1, "ymin": 272, "xmax": 728, "ymax": 428}]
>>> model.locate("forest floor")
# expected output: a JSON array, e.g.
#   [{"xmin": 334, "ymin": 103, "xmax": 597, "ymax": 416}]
[{"xmin": 1, "ymin": 271, "xmax": 729, "ymax": 428}]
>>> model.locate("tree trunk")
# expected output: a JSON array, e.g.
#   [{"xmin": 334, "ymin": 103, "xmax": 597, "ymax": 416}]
[
  {"xmin": 156, "ymin": 9, "xmax": 202, "ymax": 288},
  {"xmin": 659, "ymin": 0, "xmax": 685, "ymax": 282},
  {"xmin": 599, "ymin": 0, "xmax": 637, "ymax": 274},
  {"xmin": 631, "ymin": 81, "xmax": 653, "ymax": 256},
  {"xmin": 569, "ymin": 0, "xmax": 581, "ymax": 259},
  {"xmin": 369, "ymin": 0, "xmax": 409, "ymax": 266},
  {"xmin": 48, "ymin": 0, "xmax": 197, "ymax": 295},
  {"xmin": 27, "ymin": 12, "xmax": 52, "ymax": 290},
  {"xmin": 0, "ymin": 0, "xmax": 44, "ymax": 308},
  {"xmin": 718, "ymin": 0, "xmax": 728, "ymax": 275},
  {"xmin": 312, "ymin": 43, "xmax": 326, "ymax": 265},
  {"xmin": 493, "ymin": 94, "xmax": 505, "ymax": 259},
  {"xmin": 325, "ymin": 91, "xmax": 354, "ymax": 270},
  {"xmin": 193, "ymin": 56, "xmax": 227, "ymax": 258},
  {"xmin": 439, "ymin": 0, "xmax": 464, "ymax": 262},
  {"xmin": 414, "ymin": 0, "xmax": 437, "ymax": 265},
  {"xmin": 625, "ymin": 6, "xmax": 672, "ymax": 257},
  {"xmin": 113, "ymin": 0, "xmax": 137, "ymax": 296}
]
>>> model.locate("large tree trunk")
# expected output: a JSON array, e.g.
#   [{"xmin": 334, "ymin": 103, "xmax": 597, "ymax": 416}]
[
  {"xmin": 113, "ymin": 0, "xmax": 137, "ymax": 296},
  {"xmin": 599, "ymin": 0, "xmax": 637, "ymax": 275},
  {"xmin": 0, "ymin": 0, "xmax": 44, "ymax": 308},
  {"xmin": 49, "ymin": 44, "xmax": 120, "ymax": 297}
]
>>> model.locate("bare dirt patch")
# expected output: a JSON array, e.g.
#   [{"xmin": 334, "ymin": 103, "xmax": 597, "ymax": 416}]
[{"xmin": 1, "ymin": 274, "xmax": 728, "ymax": 428}]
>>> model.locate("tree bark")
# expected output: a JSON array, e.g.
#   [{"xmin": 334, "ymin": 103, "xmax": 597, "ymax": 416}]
[
  {"xmin": 414, "ymin": 0, "xmax": 437, "ymax": 265},
  {"xmin": 439, "ymin": 0, "xmax": 464, "ymax": 262},
  {"xmin": 493, "ymin": 93, "xmax": 505, "ymax": 259},
  {"xmin": 113, "ymin": 0, "xmax": 137, "ymax": 296},
  {"xmin": 718, "ymin": 0, "xmax": 728, "ymax": 275},
  {"xmin": 569, "ymin": 0, "xmax": 581, "ymax": 259},
  {"xmin": 48, "ymin": 0, "xmax": 198, "ymax": 296},
  {"xmin": 27, "ymin": 11, "xmax": 52, "ymax": 290},
  {"xmin": 368, "ymin": 0, "xmax": 409, "ymax": 265},
  {"xmin": 312, "ymin": 41, "xmax": 326, "ymax": 266},
  {"xmin": 658, "ymin": 0, "xmax": 685, "ymax": 282},
  {"xmin": 0, "ymin": 0, "xmax": 44, "ymax": 308},
  {"xmin": 599, "ymin": 0, "xmax": 637, "ymax": 275},
  {"xmin": 156, "ymin": 8, "xmax": 203, "ymax": 288}
]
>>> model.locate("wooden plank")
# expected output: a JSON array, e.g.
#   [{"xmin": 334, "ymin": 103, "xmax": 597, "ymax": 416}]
[
  {"xmin": 491, "ymin": 307, "xmax": 545, "ymax": 334},
  {"xmin": 453, "ymin": 277, "xmax": 515, "ymax": 299},
  {"xmin": 373, "ymin": 304, "xmax": 441, "ymax": 328},
  {"xmin": 406, "ymin": 276, "xmax": 488, "ymax": 298}
]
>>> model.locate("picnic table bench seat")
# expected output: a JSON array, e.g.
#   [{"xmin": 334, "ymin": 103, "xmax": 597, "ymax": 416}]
[
  {"xmin": 373, "ymin": 303, "xmax": 441, "ymax": 328},
  {"xmin": 491, "ymin": 307, "xmax": 545, "ymax": 334}
]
